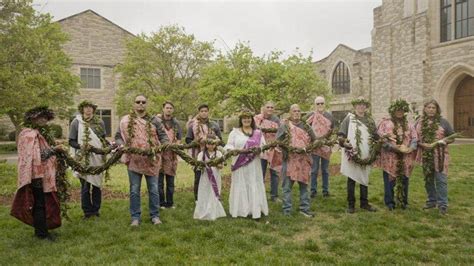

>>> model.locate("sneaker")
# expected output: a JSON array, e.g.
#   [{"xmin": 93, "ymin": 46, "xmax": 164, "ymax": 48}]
[
  {"xmin": 151, "ymin": 217, "xmax": 162, "ymax": 225},
  {"xmin": 323, "ymin": 192, "xmax": 330, "ymax": 198},
  {"xmin": 423, "ymin": 204, "xmax": 436, "ymax": 210},
  {"xmin": 160, "ymin": 206, "xmax": 166, "ymax": 210},
  {"xmin": 387, "ymin": 205, "xmax": 394, "ymax": 211},
  {"xmin": 439, "ymin": 206, "xmax": 448, "ymax": 215},
  {"xmin": 169, "ymin": 205, "xmax": 176, "ymax": 209},
  {"xmin": 299, "ymin": 210, "xmax": 315, "ymax": 218},
  {"xmin": 130, "ymin": 220, "xmax": 140, "ymax": 227},
  {"xmin": 346, "ymin": 207, "xmax": 355, "ymax": 214},
  {"xmin": 310, "ymin": 192, "xmax": 317, "ymax": 198},
  {"xmin": 361, "ymin": 205, "xmax": 377, "ymax": 212}
]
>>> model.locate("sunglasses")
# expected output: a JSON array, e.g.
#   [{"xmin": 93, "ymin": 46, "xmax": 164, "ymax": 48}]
[
  {"xmin": 135, "ymin": 101, "xmax": 147, "ymax": 104},
  {"xmin": 316, "ymin": 102, "xmax": 325, "ymax": 105}
]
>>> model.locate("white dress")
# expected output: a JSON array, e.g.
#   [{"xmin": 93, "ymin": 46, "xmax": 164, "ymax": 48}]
[
  {"xmin": 193, "ymin": 150, "xmax": 226, "ymax": 221},
  {"xmin": 340, "ymin": 113, "xmax": 371, "ymax": 186},
  {"xmin": 225, "ymin": 128, "xmax": 269, "ymax": 219}
]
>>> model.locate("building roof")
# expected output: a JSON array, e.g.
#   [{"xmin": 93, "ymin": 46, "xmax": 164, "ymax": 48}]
[
  {"xmin": 315, "ymin": 44, "xmax": 372, "ymax": 63},
  {"xmin": 56, "ymin": 9, "xmax": 135, "ymax": 37}
]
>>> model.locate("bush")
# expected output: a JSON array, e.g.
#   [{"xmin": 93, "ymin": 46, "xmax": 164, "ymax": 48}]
[
  {"xmin": 49, "ymin": 124, "xmax": 63, "ymax": 139},
  {"xmin": 0, "ymin": 143, "xmax": 17, "ymax": 153},
  {"xmin": 8, "ymin": 131, "xmax": 16, "ymax": 141}
]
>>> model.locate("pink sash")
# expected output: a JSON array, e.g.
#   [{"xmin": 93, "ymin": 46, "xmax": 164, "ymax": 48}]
[
  {"xmin": 306, "ymin": 112, "xmax": 332, "ymax": 159},
  {"xmin": 376, "ymin": 118, "xmax": 417, "ymax": 180},
  {"xmin": 286, "ymin": 122, "xmax": 312, "ymax": 184},
  {"xmin": 161, "ymin": 123, "xmax": 178, "ymax": 176},
  {"xmin": 120, "ymin": 115, "xmax": 161, "ymax": 176}
]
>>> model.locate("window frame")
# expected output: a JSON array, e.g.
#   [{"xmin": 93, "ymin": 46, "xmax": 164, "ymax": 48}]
[
  {"xmin": 80, "ymin": 67, "xmax": 102, "ymax": 89},
  {"xmin": 331, "ymin": 61, "xmax": 351, "ymax": 95}
]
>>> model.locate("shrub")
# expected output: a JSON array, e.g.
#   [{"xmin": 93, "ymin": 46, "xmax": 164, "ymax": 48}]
[{"xmin": 49, "ymin": 124, "xmax": 63, "ymax": 139}]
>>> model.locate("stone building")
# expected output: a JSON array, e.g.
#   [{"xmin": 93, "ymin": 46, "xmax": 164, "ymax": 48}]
[
  {"xmin": 57, "ymin": 9, "xmax": 134, "ymax": 137},
  {"xmin": 316, "ymin": 0, "xmax": 474, "ymax": 137}
]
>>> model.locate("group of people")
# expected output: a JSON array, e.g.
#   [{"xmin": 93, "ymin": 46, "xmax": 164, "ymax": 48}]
[{"xmin": 11, "ymin": 94, "xmax": 455, "ymax": 240}]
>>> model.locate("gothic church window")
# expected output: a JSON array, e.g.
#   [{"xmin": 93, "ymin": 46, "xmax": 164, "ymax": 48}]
[{"xmin": 332, "ymin": 62, "xmax": 350, "ymax": 95}]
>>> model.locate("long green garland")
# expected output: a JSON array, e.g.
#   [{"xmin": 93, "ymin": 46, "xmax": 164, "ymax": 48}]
[
  {"xmin": 421, "ymin": 115, "xmax": 440, "ymax": 181},
  {"xmin": 346, "ymin": 115, "xmax": 381, "ymax": 166},
  {"xmin": 392, "ymin": 118, "xmax": 408, "ymax": 207}
]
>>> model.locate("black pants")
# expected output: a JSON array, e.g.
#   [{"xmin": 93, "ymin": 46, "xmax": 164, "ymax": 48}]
[
  {"xmin": 158, "ymin": 173, "xmax": 175, "ymax": 207},
  {"xmin": 193, "ymin": 169, "xmax": 202, "ymax": 201},
  {"xmin": 32, "ymin": 179, "xmax": 48, "ymax": 238},
  {"xmin": 347, "ymin": 178, "xmax": 369, "ymax": 208},
  {"xmin": 80, "ymin": 179, "xmax": 101, "ymax": 216}
]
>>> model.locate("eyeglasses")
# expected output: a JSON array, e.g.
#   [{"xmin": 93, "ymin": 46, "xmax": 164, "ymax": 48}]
[
  {"xmin": 316, "ymin": 103, "xmax": 325, "ymax": 105},
  {"xmin": 135, "ymin": 101, "xmax": 147, "ymax": 104}
]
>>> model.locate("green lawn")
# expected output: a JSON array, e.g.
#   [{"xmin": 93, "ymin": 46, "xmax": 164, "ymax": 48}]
[{"xmin": 0, "ymin": 145, "xmax": 473, "ymax": 264}]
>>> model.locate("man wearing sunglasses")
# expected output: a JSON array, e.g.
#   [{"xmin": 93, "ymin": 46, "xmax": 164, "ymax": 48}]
[
  {"xmin": 115, "ymin": 95, "xmax": 169, "ymax": 226},
  {"xmin": 305, "ymin": 96, "xmax": 335, "ymax": 199}
]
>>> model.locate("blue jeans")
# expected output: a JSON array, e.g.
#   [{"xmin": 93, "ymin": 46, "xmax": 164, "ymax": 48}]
[
  {"xmin": 310, "ymin": 155, "xmax": 330, "ymax": 194},
  {"xmin": 382, "ymin": 171, "xmax": 409, "ymax": 208},
  {"xmin": 425, "ymin": 172, "xmax": 448, "ymax": 208},
  {"xmin": 128, "ymin": 170, "xmax": 160, "ymax": 221},
  {"xmin": 158, "ymin": 173, "xmax": 175, "ymax": 207},
  {"xmin": 282, "ymin": 175, "xmax": 310, "ymax": 214},
  {"xmin": 261, "ymin": 159, "xmax": 280, "ymax": 199}
]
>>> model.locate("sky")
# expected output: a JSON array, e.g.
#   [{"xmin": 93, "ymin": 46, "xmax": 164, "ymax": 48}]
[{"xmin": 33, "ymin": 0, "xmax": 382, "ymax": 61}]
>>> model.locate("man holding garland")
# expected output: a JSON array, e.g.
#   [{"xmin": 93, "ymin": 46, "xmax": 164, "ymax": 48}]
[
  {"xmin": 276, "ymin": 104, "xmax": 316, "ymax": 218},
  {"xmin": 376, "ymin": 99, "xmax": 417, "ymax": 211},
  {"xmin": 156, "ymin": 101, "xmax": 182, "ymax": 209},
  {"xmin": 254, "ymin": 101, "xmax": 282, "ymax": 202},
  {"xmin": 11, "ymin": 106, "xmax": 64, "ymax": 240},
  {"xmin": 115, "ymin": 95, "xmax": 169, "ymax": 226},
  {"xmin": 415, "ymin": 99, "xmax": 455, "ymax": 215},
  {"xmin": 69, "ymin": 100, "xmax": 109, "ymax": 219},
  {"xmin": 305, "ymin": 96, "xmax": 335, "ymax": 198},
  {"xmin": 185, "ymin": 104, "xmax": 222, "ymax": 202},
  {"xmin": 338, "ymin": 97, "xmax": 379, "ymax": 213}
]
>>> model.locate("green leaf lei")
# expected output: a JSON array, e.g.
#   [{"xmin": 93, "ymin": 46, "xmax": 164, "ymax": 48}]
[
  {"xmin": 421, "ymin": 114, "xmax": 441, "ymax": 181},
  {"xmin": 347, "ymin": 114, "xmax": 381, "ymax": 167},
  {"xmin": 392, "ymin": 116, "xmax": 408, "ymax": 207}
]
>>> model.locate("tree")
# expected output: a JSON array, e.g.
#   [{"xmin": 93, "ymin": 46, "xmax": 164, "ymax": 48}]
[
  {"xmin": 0, "ymin": 0, "xmax": 79, "ymax": 132},
  {"xmin": 116, "ymin": 25, "xmax": 215, "ymax": 119},
  {"xmin": 198, "ymin": 42, "xmax": 329, "ymax": 117}
]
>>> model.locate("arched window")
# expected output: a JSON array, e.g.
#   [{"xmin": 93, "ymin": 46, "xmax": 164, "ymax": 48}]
[{"xmin": 332, "ymin": 61, "xmax": 350, "ymax": 95}]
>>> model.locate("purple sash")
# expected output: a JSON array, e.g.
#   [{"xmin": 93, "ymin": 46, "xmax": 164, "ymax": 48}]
[
  {"xmin": 202, "ymin": 152, "xmax": 220, "ymax": 199},
  {"xmin": 231, "ymin": 129, "xmax": 262, "ymax": 172}
]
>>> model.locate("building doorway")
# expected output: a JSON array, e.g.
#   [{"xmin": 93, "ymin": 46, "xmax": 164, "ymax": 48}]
[{"xmin": 454, "ymin": 76, "xmax": 474, "ymax": 138}]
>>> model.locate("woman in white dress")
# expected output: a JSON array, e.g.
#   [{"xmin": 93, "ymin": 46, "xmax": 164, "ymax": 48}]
[
  {"xmin": 225, "ymin": 111, "xmax": 269, "ymax": 219},
  {"xmin": 193, "ymin": 135, "xmax": 226, "ymax": 220}
]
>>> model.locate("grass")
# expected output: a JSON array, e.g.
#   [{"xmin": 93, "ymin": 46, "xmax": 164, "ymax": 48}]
[{"xmin": 0, "ymin": 145, "xmax": 473, "ymax": 264}]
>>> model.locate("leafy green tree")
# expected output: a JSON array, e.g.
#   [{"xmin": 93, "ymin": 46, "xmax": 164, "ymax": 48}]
[
  {"xmin": 198, "ymin": 42, "xmax": 329, "ymax": 116},
  {"xmin": 116, "ymin": 25, "xmax": 215, "ymax": 119},
  {"xmin": 0, "ymin": 0, "xmax": 79, "ymax": 132}
]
